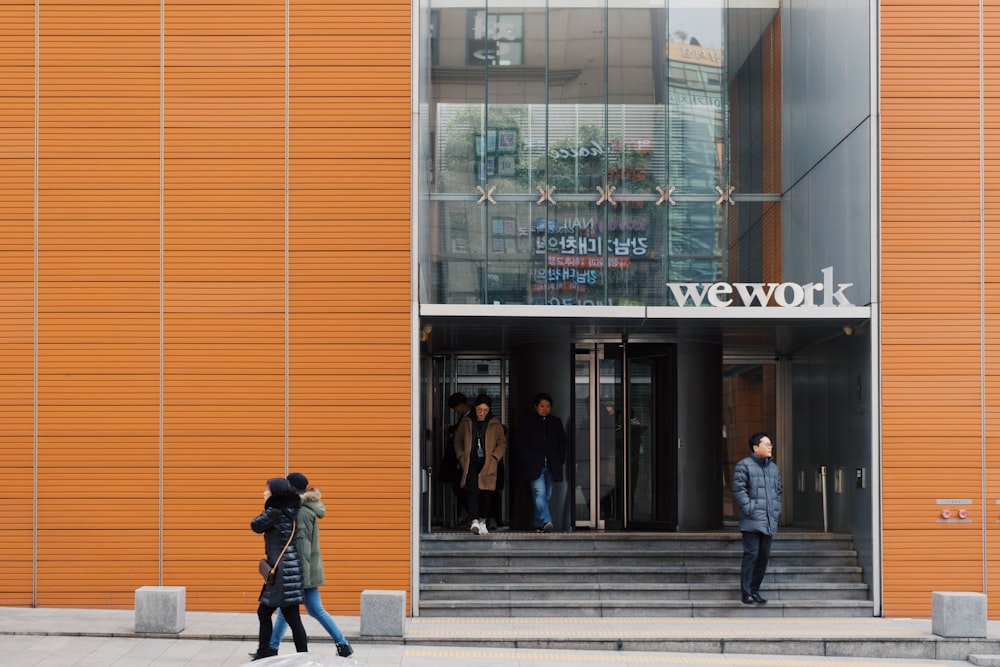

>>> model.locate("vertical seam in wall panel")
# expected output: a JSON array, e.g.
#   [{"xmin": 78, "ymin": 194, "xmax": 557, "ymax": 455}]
[
  {"xmin": 284, "ymin": 0, "xmax": 290, "ymax": 464},
  {"xmin": 871, "ymin": 0, "xmax": 884, "ymax": 617},
  {"xmin": 33, "ymin": 0, "xmax": 39, "ymax": 608},
  {"xmin": 981, "ymin": 0, "xmax": 987, "ymax": 594},
  {"xmin": 159, "ymin": 0, "xmax": 166, "ymax": 585}
]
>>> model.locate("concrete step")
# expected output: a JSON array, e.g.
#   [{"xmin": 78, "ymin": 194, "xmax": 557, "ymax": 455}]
[
  {"xmin": 420, "ymin": 551, "xmax": 862, "ymax": 568},
  {"xmin": 422, "ymin": 532, "xmax": 857, "ymax": 552},
  {"xmin": 418, "ymin": 532, "xmax": 870, "ymax": 617},
  {"xmin": 970, "ymin": 656, "xmax": 1000, "ymax": 667},
  {"xmin": 419, "ymin": 581, "xmax": 870, "ymax": 602},
  {"xmin": 416, "ymin": 598, "xmax": 876, "ymax": 618},
  {"xmin": 420, "ymin": 564, "xmax": 865, "ymax": 584}
]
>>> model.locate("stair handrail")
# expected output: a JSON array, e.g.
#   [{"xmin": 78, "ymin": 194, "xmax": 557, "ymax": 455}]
[{"xmin": 820, "ymin": 465, "xmax": 829, "ymax": 532}]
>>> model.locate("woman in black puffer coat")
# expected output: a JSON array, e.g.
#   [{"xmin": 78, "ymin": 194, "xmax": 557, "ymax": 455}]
[{"xmin": 249, "ymin": 477, "xmax": 308, "ymax": 660}]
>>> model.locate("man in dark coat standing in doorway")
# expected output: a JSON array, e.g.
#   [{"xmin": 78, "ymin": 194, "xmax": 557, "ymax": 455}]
[{"xmin": 732, "ymin": 431, "xmax": 782, "ymax": 605}]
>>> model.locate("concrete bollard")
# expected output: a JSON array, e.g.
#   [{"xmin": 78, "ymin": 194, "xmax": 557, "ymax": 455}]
[
  {"xmin": 932, "ymin": 591, "xmax": 987, "ymax": 638},
  {"xmin": 134, "ymin": 586, "xmax": 186, "ymax": 633},
  {"xmin": 360, "ymin": 589, "xmax": 407, "ymax": 637}
]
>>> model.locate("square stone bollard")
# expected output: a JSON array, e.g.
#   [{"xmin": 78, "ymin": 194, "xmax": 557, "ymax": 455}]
[
  {"xmin": 932, "ymin": 591, "xmax": 987, "ymax": 638},
  {"xmin": 135, "ymin": 586, "xmax": 186, "ymax": 633},
  {"xmin": 360, "ymin": 589, "xmax": 407, "ymax": 637}
]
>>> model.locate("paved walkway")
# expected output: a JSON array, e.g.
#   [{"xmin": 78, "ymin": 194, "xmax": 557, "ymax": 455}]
[{"xmin": 0, "ymin": 607, "xmax": 997, "ymax": 667}]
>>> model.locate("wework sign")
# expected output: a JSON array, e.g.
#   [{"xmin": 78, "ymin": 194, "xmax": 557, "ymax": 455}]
[{"xmin": 666, "ymin": 267, "xmax": 855, "ymax": 308}]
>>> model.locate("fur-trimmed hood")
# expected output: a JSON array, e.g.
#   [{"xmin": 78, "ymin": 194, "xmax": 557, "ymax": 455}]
[{"xmin": 301, "ymin": 488, "xmax": 325, "ymax": 519}]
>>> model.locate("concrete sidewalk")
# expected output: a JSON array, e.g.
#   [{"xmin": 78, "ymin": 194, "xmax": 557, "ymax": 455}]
[{"xmin": 1, "ymin": 607, "xmax": 999, "ymax": 666}]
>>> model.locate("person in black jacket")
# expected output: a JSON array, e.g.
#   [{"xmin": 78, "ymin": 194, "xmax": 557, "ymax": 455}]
[
  {"xmin": 519, "ymin": 392, "xmax": 568, "ymax": 532},
  {"xmin": 443, "ymin": 392, "xmax": 471, "ymax": 527},
  {"xmin": 732, "ymin": 432, "xmax": 782, "ymax": 605},
  {"xmin": 249, "ymin": 477, "xmax": 308, "ymax": 660}
]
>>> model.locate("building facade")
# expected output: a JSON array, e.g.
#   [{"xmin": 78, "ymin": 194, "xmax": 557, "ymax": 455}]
[{"xmin": 0, "ymin": 0, "xmax": 998, "ymax": 619}]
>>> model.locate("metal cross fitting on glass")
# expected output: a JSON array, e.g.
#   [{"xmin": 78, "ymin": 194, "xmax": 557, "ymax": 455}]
[
  {"xmin": 715, "ymin": 184, "xmax": 736, "ymax": 206},
  {"xmin": 596, "ymin": 184, "xmax": 617, "ymax": 207},
  {"xmin": 536, "ymin": 184, "xmax": 556, "ymax": 205},
  {"xmin": 655, "ymin": 185, "xmax": 676, "ymax": 206},
  {"xmin": 476, "ymin": 184, "xmax": 497, "ymax": 205}
]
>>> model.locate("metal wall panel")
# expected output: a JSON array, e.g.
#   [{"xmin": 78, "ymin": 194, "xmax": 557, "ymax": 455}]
[
  {"xmin": 0, "ymin": 0, "xmax": 412, "ymax": 614},
  {"xmin": 881, "ymin": 0, "xmax": 985, "ymax": 617}
]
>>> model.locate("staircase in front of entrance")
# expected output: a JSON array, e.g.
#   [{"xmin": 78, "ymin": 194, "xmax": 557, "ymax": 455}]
[{"xmin": 419, "ymin": 532, "xmax": 872, "ymax": 617}]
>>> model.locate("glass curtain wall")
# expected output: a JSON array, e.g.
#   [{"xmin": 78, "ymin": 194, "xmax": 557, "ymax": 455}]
[{"xmin": 424, "ymin": 1, "xmax": 764, "ymax": 306}]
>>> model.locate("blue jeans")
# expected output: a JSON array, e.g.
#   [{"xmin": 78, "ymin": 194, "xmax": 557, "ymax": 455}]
[
  {"xmin": 529, "ymin": 466, "xmax": 553, "ymax": 528},
  {"xmin": 270, "ymin": 587, "xmax": 347, "ymax": 650}
]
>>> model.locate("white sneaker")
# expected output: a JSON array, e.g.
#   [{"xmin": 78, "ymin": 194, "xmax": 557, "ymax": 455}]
[
  {"xmin": 470, "ymin": 519, "xmax": 481, "ymax": 535},
  {"xmin": 478, "ymin": 518, "xmax": 488, "ymax": 534}
]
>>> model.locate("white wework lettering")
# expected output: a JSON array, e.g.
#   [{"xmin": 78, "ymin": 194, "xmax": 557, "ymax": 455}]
[
  {"xmin": 666, "ymin": 266, "xmax": 855, "ymax": 308},
  {"xmin": 801, "ymin": 282, "xmax": 824, "ymax": 306},
  {"xmin": 707, "ymin": 283, "xmax": 733, "ymax": 307},
  {"xmin": 667, "ymin": 283, "xmax": 710, "ymax": 306},
  {"xmin": 773, "ymin": 283, "xmax": 805, "ymax": 307},
  {"xmin": 733, "ymin": 283, "xmax": 777, "ymax": 307},
  {"xmin": 821, "ymin": 266, "xmax": 855, "ymax": 307}
]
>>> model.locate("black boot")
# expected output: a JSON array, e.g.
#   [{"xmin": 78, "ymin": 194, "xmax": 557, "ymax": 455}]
[
  {"xmin": 336, "ymin": 643, "xmax": 354, "ymax": 657},
  {"xmin": 248, "ymin": 647, "xmax": 278, "ymax": 660}
]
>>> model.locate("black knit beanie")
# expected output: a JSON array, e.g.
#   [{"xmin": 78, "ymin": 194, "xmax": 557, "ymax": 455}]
[{"xmin": 286, "ymin": 472, "xmax": 309, "ymax": 493}]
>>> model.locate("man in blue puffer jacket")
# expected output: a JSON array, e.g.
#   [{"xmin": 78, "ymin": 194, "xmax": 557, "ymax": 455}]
[{"xmin": 732, "ymin": 432, "xmax": 782, "ymax": 605}]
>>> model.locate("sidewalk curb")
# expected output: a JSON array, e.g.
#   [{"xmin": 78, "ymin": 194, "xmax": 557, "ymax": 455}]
[{"xmin": 4, "ymin": 607, "xmax": 1000, "ymax": 662}]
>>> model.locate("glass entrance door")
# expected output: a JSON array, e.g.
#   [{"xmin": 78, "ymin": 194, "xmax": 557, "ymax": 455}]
[
  {"xmin": 573, "ymin": 345, "xmax": 621, "ymax": 529},
  {"xmin": 625, "ymin": 345, "xmax": 676, "ymax": 529},
  {"xmin": 573, "ymin": 342, "xmax": 676, "ymax": 529}
]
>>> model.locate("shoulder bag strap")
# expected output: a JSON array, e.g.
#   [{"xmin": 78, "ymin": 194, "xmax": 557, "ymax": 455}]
[{"xmin": 268, "ymin": 518, "xmax": 297, "ymax": 578}]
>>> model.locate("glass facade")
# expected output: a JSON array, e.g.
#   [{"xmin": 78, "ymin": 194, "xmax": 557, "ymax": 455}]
[{"xmin": 421, "ymin": 1, "xmax": 783, "ymax": 306}]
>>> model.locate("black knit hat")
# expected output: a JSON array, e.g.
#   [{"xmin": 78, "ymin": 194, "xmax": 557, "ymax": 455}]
[{"xmin": 286, "ymin": 472, "xmax": 309, "ymax": 493}]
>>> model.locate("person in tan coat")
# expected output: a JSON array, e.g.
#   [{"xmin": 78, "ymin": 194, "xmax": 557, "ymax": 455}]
[{"xmin": 453, "ymin": 393, "xmax": 507, "ymax": 535}]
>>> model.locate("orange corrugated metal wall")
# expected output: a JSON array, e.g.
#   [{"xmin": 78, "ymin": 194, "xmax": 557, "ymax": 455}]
[
  {"xmin": 0, "ymin": 0, "xmax": 411, "ymax": 612},
  {"xmin": 881, "ymin": 0, "xmax": 998, "ymax": 617},
  {"xmin": 0, "ymin": 0, "xmax": 35, "ymax": 607},
  {"xmin": 978, "ymin": 0, "xmax": 1000, "ymax": 620},
  {"xmin": 985, "ymin": 0, "xmax": 1000, "ymax": 622}
]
